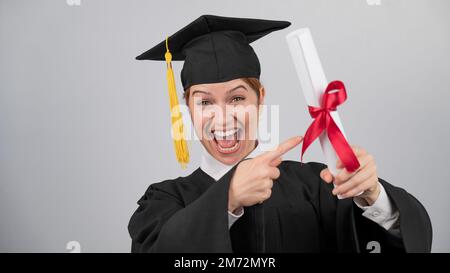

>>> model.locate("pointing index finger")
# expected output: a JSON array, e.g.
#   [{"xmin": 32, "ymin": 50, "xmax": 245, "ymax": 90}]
[{"xmin": 261, "ymin": 136, "xmax": 303, "ymax": 162}]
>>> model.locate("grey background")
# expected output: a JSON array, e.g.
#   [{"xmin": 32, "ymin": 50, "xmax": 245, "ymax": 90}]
[{"xmin": 0, "ymin": 0, "xmax": 449, "ymax": 252}]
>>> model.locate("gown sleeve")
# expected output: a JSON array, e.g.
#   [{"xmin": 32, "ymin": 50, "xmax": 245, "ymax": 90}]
[
  {"xmin": 306, "ymin": 162, "xmax": 432, "ymax": 253},
  {"xmin": 128, "ymin": 166, "xmax": 237, "ymax": 253}
]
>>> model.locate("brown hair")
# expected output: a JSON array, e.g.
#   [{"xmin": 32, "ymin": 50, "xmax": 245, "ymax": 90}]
[{"xmin": 183, "ymin": 77, "xmax": 263, "ymax": 103}]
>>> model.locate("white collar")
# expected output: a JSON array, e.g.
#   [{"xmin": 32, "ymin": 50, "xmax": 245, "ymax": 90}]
[{"xmin": 200, "ymin": 141, "xmax": 264, "ymax": 181}]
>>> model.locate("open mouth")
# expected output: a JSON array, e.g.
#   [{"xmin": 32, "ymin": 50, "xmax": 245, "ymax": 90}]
[{"xmin": 211, "ymin": 128, "xmax": 242, "ymax": 154}]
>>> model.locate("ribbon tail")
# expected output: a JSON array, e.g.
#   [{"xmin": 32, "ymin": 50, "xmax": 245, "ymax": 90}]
[
  {"xmin": 327, "ymin": 116, "xmax": 360, "ymax": 172},
  {"xmin": 301, "ymin": 114, "xmax": 325, "ymax": 162}
]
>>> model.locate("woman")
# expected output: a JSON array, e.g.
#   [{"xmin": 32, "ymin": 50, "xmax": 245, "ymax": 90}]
[{"xmin": 128, "ymin": 15, "xmax": 432, "ymax": 253}]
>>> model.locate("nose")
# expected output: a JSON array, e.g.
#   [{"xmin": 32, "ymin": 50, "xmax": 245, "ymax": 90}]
[{"xmin": 209, "ymin": 103, "xmax": 238, "ymax": 131}]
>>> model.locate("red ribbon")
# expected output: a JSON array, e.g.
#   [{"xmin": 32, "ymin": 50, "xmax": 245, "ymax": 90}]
[{"xmin": 301, "ymin": 80, "xmax": 360, "ymax": 172}]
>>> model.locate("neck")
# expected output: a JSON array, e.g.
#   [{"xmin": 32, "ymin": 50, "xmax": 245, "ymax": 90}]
[{"xmin": 200, "ymin": 141, "xmax": 261, "ymax": 181}]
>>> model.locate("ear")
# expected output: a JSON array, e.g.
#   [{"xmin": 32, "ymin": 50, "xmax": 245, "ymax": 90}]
[
  {"xmin": 184, "ymin": 90, "xmax": 194, "ymax": 119},
  {"xmin": 258, "ymin": 86, "xmax": 266, "ymax": 105},
  {"xmin": 183, "ymin": 89, "xmax": 190, "ymax": 104},
  {"xmin": 257, "ymin": 86, "xmax": 265, "ymax": 117}
]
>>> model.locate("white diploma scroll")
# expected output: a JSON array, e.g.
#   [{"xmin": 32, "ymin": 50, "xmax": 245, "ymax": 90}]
[{"xmin": 286, "ymin": 28, "xmax": 358, "ymax": 198}]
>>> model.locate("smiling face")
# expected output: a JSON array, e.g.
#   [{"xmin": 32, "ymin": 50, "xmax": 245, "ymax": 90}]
[{"xmin": 186, "ymin": 78, "xmax": 265, "ymax": 165}]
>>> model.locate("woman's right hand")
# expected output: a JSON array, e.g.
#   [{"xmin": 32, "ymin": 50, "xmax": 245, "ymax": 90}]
[{"xmin": 228, "ymin": 136, "xmax": 304, "ymax": 213}]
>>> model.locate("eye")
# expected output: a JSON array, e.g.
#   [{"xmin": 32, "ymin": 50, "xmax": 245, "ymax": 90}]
[
  {"xmin": 231, "ymin": 96, "xmax": 245, "ymax": 103},
  {"xmin": 196, "ymin": 99, "xmax": 211, "ymax": 106}
]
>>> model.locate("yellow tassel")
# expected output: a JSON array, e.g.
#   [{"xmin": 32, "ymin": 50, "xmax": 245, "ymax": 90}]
[{"xmin": 164, "ymin": 37, "xmax": 189, "ymax": 169}]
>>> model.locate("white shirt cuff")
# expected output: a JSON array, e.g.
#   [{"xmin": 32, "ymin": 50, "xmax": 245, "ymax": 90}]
[
  {"xmin": 228, "ymin": 207, "xmax": 244, "ymax": 229},
  {"xmin": 353, "ymin": 182, "xmax": 400, "ymax": 231}
]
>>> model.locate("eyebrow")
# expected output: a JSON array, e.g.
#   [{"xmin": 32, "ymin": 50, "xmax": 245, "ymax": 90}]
[
  {"xmin": 191, "ymin": 85, "xmax": 248, "ymax": 97},
  {"xmin": 226, "ymin": 85, "xmax": 248, "ymax": 94},
  {"xmin": 191, "ymin": 90, "xmax": 210, "ymax": 96}
]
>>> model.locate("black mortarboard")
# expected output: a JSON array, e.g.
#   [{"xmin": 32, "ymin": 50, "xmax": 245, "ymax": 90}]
[
  {"xmin": 136, "ymin": 14, "xmax": 291, "ymax": 90},
  {"xmin": 136, "ymin": 15, "xmax": 291, "ymax": 168}
]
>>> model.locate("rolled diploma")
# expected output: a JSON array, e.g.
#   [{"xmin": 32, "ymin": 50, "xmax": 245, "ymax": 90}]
[{"xmin": 286, "ymin": 28, "xmax": 358, "ymax": 198}]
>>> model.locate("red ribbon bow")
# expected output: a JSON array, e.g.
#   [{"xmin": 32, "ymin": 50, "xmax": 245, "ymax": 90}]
[{"xmin": 301, "ymin": 80, "xmax": 360, "ymax": 172}]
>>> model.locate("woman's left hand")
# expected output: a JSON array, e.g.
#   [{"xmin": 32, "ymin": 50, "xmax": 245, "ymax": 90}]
[{"xmin": 320, "ymin": 145, "xmax": 381, "ymax": 206}]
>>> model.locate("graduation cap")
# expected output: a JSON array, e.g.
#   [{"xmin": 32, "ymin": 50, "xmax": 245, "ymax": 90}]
[{"xmin": 136, "ymin": 15, "xmax": 291, "ymax": 168}]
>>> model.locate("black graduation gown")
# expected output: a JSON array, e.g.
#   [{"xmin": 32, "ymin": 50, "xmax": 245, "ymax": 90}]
[{"xmin": 128, "ymin": 161, "xmax": 432, "ymax": 253}]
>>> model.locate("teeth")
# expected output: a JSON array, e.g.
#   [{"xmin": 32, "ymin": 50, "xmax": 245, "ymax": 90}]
[{"xmin": 213, "ymin": 128, "xmax": 238, "ymax": 138}]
